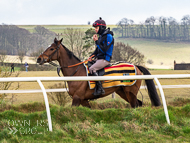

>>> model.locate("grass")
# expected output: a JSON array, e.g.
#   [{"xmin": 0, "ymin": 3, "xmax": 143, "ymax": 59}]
[
  {"xmin": 1, "ymin": 70, "xmax": 190, "ymax": 142},
  {"xmin": 0, "ymin": 100, "xmax": 190, "ymax": 142}
]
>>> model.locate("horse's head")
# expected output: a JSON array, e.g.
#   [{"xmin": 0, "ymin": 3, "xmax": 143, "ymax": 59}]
[{"xmin": 37, "ymin": 38, "xmax": 63, "ymax": 65}]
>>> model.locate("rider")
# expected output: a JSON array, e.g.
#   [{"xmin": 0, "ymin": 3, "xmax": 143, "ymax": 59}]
[{"xmin": 88, "ymin": 17, "xmax": 114, "ymax": 97}]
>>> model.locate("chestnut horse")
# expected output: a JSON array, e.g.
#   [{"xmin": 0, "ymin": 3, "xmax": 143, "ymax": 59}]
[{"xmin": 37, "ymin": 38, "xmax": 161, "ymax": 108}]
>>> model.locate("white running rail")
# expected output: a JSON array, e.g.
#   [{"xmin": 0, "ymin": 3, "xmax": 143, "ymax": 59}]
[{"xmin": 1, "ymin": 74, "xmax": 190, "ymax": 131}]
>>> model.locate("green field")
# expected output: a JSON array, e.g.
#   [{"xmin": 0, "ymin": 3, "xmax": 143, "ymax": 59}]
[{"xmin": 18, "ymin": 25, "xmax": 117, "ymax": 33}]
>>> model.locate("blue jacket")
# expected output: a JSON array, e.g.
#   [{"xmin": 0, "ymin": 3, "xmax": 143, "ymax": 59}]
[{"xmin": 91, "ymin": 28, "xmax": 114, "ymax": 62}]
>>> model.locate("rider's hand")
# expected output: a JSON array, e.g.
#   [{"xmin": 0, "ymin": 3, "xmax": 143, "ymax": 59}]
[
  {"xmin": 88, "ymin": 57, "xmax": 92, "ymax": 62},
  {"xmin": 93, "ymin": 34, "xmax": 98, "ymax": 41}
]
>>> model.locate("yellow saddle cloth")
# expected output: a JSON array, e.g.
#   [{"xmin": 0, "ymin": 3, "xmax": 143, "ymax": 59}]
[{"xmin": 84, "ymin": 61, "xmax": 137, "ymax": 89}]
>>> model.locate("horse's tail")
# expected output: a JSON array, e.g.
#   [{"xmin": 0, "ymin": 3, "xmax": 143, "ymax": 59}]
[{"xmin": 136, "ymin": 65, "xmax": 161, "ymax": 106}]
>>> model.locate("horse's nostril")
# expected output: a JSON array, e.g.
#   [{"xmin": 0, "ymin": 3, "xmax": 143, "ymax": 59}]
[{"xmin": 37, "ymin": 57, "xmax": 41, "ymax": 63}]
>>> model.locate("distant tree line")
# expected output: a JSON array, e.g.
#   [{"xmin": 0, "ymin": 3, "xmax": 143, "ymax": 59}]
[
  {"xmin": 0, "ymin": 24, "xmax": 56, "ymax": 57},
  {"xmin": 115, "ymin": 15, "xmax": 190, "ymax": 41},
  {"xmin": 0, "ymin": 24, "xmax": 145, "ymax": 65}
]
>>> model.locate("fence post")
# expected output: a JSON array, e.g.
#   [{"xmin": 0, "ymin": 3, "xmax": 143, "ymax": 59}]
[
  {"xmin": 154, "ymin": 77, "xmax": 170, "ymax": 125},
  {"xmin": 37, "ymin": 79, "xmax": 52, "ymax": 131},
  {"xmin": 112, "ymin": 92, "xmax": 115, "ymax": 99}
]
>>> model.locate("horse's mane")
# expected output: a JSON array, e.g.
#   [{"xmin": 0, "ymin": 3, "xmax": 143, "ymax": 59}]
[{"xmin": 61, "ymin": 44, "xmax": 81, "ymax": 62}]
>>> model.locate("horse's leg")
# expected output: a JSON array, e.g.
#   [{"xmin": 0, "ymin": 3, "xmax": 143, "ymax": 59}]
[
  {"xmin": 116, "ymin": 87, "xmax": 141, "ymax": 108},
  {"xmin": 81, "ymin": 100, "xmax": 91, "ymax": 108},
  {"xmin": 116, "ymin": 87, "xmax": 129, "ymax": 103},
  {"xmin": 120, "ymin": 86, "xmax": 139, "ymax": 108},
  {"xmin": 128, "ymin": 91, "xmax": 138, "ymax": 108},
  {"xmin": 72, "ymin": 95, "xmax": 81, "ymax": 106}
]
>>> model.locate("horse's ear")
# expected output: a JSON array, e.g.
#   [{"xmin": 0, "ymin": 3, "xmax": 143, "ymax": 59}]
[
  {"xmin": 54, "ymin": 37, "xmax": 58, "ymax": 44},
  {"xmin": 60, "ymin": 38, "xmax": 63, "ymax": 43}
]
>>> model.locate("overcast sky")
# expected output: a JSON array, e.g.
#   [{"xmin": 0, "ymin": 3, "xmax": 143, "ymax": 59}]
[{"xmin": 1, "ymin": 0, "xmax": 190, "ymax": 25}]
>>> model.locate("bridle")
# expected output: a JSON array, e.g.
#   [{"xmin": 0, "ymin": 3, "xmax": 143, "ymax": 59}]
[
  {"xmin": 41, "ymin": 44, "xmax": 61, "ymax": 64},
  {"xmin": 41, "ymin": 43, "xmax": 80, "ymax": 99},
  {"xmin": 40, "ymin": 43, "xmax": 94, "ymax": 99},
  {"xmin": 40, "ymin": 43, "xmax": 93, "ymax": 77}
]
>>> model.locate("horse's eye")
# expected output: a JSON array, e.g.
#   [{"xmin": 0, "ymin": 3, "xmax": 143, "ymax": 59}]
[{"xmin": 50, "ymin": 48, "xmax": 54, "ymax": 51}]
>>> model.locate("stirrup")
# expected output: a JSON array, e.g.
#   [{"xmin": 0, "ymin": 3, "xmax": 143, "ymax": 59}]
[{"xmin": 93, "ymin": 83, "xmax": 105, "ymax": 96}]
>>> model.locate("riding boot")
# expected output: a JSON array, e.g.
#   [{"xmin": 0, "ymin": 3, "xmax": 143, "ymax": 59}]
[{"xmin": 92, "ymin": 72, "xmax": 105, "ymax": 96}]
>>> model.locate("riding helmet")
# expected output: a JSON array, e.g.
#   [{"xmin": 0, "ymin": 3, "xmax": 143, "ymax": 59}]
[{"xmin": 92, "ymin": 17, "xmax": 106, "ymax": 35}]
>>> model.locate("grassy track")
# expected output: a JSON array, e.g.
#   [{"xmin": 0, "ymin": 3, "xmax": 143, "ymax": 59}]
[{"xmin": 0, "ymin": 101, "xmax": 190, "ymax": 142}]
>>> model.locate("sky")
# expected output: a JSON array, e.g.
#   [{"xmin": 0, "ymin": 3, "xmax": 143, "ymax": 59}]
[{"xmin": 0, "ymin": 0, "xmax": 190, "ymax": 25}]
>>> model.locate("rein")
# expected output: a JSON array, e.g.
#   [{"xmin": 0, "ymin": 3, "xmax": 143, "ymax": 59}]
[
  {"xmin": 45, "ymin": 44, "xmax": 94, "ymax": 76},
  {"xmin": 49, "ymin": 54, "xmax": 94, "ymax": 68}
]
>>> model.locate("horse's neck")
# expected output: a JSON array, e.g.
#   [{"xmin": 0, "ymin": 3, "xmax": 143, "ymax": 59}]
[
  {"xmin": 58, "ymin": 48, "xmax": 82, "ymax": 76},
  {"xmin": 57, "ymin": 47, "xmax": 88, "ymax": 94}
]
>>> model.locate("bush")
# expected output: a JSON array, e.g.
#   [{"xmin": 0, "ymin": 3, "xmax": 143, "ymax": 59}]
[
  {"xmin": 47, "ymin": 83, "xmax": 71, "ymax": 106},
  {"xmin": 147, "ymin": 59, "xmax": 154, "ymax": 64},
  {"xmin": 0, "ymin": 66, "xmax": 20, "ymax": 106}
]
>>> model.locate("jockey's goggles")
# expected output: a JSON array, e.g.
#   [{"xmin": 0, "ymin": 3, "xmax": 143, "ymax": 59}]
[{"xmin": 93, "ymin": 22, "xmax": 106, "ymax": 27}]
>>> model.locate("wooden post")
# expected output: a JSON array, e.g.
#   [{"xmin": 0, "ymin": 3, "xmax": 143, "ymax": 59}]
[{"xmin": 112, "ymin": 92, "xmax": 115, "ymax": 99}]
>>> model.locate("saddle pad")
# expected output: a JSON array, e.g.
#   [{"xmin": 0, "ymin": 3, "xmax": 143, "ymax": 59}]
[{"xmin": 84, "ymin": 61, "xmax": 137, "ymax": 89}]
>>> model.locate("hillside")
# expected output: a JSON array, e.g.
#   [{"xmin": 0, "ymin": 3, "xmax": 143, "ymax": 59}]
[
  {"xmin": 16, "ymin": 25, "xmax": 190, "ymax": 69},
  {"xmin": 116, "ymin": 38, "xmax": 190, "ymax": 69},
  {"xmin": 17, "ymin": 25, "xmax": 117, "ymax": 33}
]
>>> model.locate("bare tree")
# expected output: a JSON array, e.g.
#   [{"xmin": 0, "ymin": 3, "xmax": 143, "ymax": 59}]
[
  {"xmin": 63, "ymin": 28, "xmax": 77, "ymax": 52},
  {"xmin": 149, "ymin": 16, "xmax": 156, "ymax": 38},
  {"xmin": 75, "ymin": 29, "xmax": 85, "ymax": 59},
  {"xmin": 18, "ymin": 50, "xmax": 25, "ymax": 64},
  {"xmin": 168, "ymin": 17, "xmax": 178, "ymax": 40},
  {"xmin": 159, "ymin": 17, "xmax": 167, "ymax": 39},
  {"xmin": 181, "ymin": 15, "xmax": 190, "ymax": 40},
  {"xmin": 145, "ymin": 18, "xmax": 151, "ymax": 38},
  {"xmin": 61, "ymin": 28, "xmax": 92, "ymax": 60},
  {"xmin": 0, "ymin": 50, "xmax": 7, "ymax": 65},
  {"xmin": 112, "ymin": 42, "xmax": 145, "ymax": 65},
  {"xmin": 117, "ymin": 18, "xmax": 134, "ymax": 37}
]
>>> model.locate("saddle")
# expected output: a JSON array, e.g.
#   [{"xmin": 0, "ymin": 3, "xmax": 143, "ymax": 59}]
[
  {"xmin": 88, "ymin": 61, "xmax": 111, "ymax": 76},
  {"xmin": 85, "ymin": 61, "xmax": 137, "ymax": 89}
]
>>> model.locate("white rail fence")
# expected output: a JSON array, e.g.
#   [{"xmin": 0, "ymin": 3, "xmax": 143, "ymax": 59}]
[{"xmin": 1, "ymin": 74, "xmax": 190, "ymax": 132}]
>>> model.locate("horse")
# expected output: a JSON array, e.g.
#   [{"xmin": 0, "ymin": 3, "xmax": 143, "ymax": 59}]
[{"xmin": 37, "ymin": 38, "xmax": 161, "ymax": 108}]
